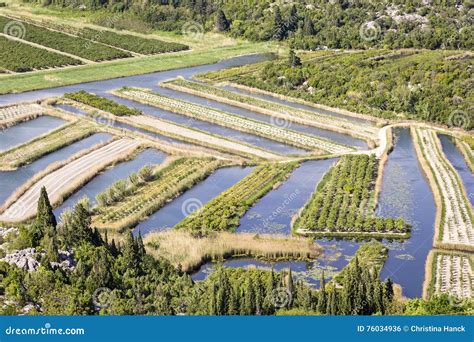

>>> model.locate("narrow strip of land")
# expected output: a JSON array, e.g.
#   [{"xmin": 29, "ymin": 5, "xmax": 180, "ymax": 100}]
[{"xmin": 0, "ymin": 138, "xmax": 140, "ymax": 222}]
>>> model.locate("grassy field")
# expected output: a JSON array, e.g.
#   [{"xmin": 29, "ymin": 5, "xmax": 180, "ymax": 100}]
[{"xmin": 0, "ymin": 42, "xmax": 275, "ymax": 94}]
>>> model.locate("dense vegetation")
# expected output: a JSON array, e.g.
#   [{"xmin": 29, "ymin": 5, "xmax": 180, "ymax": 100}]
[
  {"xmin": 26, "ymin": 0, "xmax": 473, "ymax": 50},
  {"xmin": 0, "ymin": 16, "xmax": 131, "ymax": 62},
  {"xmin": 175, "ymin": 162, "xmax": 298, "ymax": 236},
  {"xmin": 0, "ymin": 36, "xmax": 82, "ymax": 72},
  {"xmin": 64, "ymin": 91, "xmax": 141, "ymax": 116},
  {"xmin": 1, "ymin": 189, "xmax": 471, "ymax": 315},
  {"xmin": 201, "ymin": 50, "xmax": 473, "ymax": 129},
  {"xmin": 294, "ymin": 155, "xmax": 410, "ymax": 237},
  {"xmin": 79, "ymin": 28, "xmax": 189, "ymax": 54}
]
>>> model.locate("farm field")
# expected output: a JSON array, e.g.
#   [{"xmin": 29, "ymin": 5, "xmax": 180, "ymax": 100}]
[
  {"xmin": 426, "ymin": 250, "xmax": 474, "ymax": 300},
  {"xmin": 93, "ymin": 157, "xmax": 224, "ymax": 231},
  {"xmin": 293, "ymin": 155, "xmax": 410, "ymax": 238},
  {"xmin": 0, "ymin": 35, "xmax": 82, "ymax": 72},
  {"xmin": 0, "ymin": 2, "xmax": 472, "ymax": 319},
  {"xmin": 0, "ymin": 102, "xmax": 44, "ymax": 128},
  {"xmin": 175, "ymin": 162, "xmax": 298, "ymax": 235},
  {"xmin": 115, "ymin": 87, "xmax": 354, "ymax": 154},
  {"xmin": 0, "ymin": 15, "xmax": 131, "ymax": 62},
  {"xmin": 413, "ymin": 128, "xmax": 473, "ymax": 251},
  {"xmin": 162, "ymin": 78, "xmax": 379, "ymax": 145},
  {"xmin": 0, "ymin": 121, "xmax": 96, "ymax": 170}
]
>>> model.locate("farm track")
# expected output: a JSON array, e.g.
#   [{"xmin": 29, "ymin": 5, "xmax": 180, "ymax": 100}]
[
  {"xmin": 162, "ymin": 78, "xmax": 378, "ymax": 144},
  {"xmin": 0, "ymin": 103, "xmax": 44, "ymax": 128},
  {"xmin": 126, "ymin": 115, "xmax": 282, "ymax": 160},
  {"xmin": 414, "ymin": 128, "xmax": 474, "ymax": 250},
  {"xmin": 0, "ymin": 138, "xmax": 140, "ymax": 222},
  {"xmin": 116, "ymin": 88, "xmax": 355, "ymax": 154}
]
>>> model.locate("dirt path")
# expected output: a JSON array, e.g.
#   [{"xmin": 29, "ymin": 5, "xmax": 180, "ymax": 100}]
[
  {"xmin": 0, "ymin": 138, "xmax": 140, "ymax": 222},
  {"xmin": 126, "ymin": 115, "xmax": 282, "ymax": 160}
]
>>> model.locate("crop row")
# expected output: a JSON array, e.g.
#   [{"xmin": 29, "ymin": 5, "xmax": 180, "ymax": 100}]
[
  {"xmin": 64, "ymin": 91, "xmax": 141, "ymax": 116},
  {"xmin": 0, "ymin": 36, "xmax": 82, "ymax": 72},
  {"xmin": 415, "ymin": 128, "xmax": 473, "ymax": 248},
  {"xmin": 79, "ymin": 28, "xmax": 188, "ymax": 55},
  {"xmin": 93, "ymin": 157, "xmax": 223, "ymax": 230},
  {"xmin": 117, "ymin": 88, "xmax": 354, "ymax": 154},
  {"xmin": 0, "ymin": 121, "xmax": 95, "ymax": 169},
  {"xmin": 0, "ymin": 103, "xmax": 44, "ymax": 125},
  {"xmin": 432, "ymin": 252, "xmax": 473, "ymax": 299},
  {"xmin": 162, "ymin": 78, "xmax": 378, "ymax": 141},
  {"xmin": 0, "ymin": 16, "xmax": 131, "ymax": 62},
  {"xmin": 293, "ymin": 155, "xmax": 410, "ymax": 237},
  {"xmin": 174, "ymin": 162, "xmax": 298, "ymax": 236}
]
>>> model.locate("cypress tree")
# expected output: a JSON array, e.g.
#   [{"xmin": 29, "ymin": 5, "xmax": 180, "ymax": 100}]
[
  {"xmin": 272, "ymin": 7, "xmax": 286, "ymax": 40},
  {"xmin": 242, "ymin": 273, "xmax": 256, "ymax": 315},
  {"xmin": 303, "ymin": 14, "xmax": 315, "ymax": 35},
  {"xmin": 317, "ymin": 270, "xmax": 327, "ymax": 314},
  {"xmin": 287, "ymin": 4, "xmax": 298, "ymax": 32},
  {"xmin": 383, "ymin": 278, "xmax": 394, "ymax": 308},
  {"xmin": 36, "ymin": 186, "xmax": 57, "ymax": 230},
  {"xmin": 136, "ymin": 232, "xmax": 146, "ymax": 258},
  {"xmin": 327, "ymin": 288, "xmax": 337, "ymax": 315},
  {"xmin": 123, "ymin": 231, "xmax": 139, "ymax": 270},
  {"xmin": 215, "ymin": 9, "xmax": 230, "ymax": 32}
]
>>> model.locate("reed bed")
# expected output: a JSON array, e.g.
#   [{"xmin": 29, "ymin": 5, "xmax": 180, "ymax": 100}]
[{"xmin": 144, "ymin": 230, "xmax": 320, "ymax": 272}]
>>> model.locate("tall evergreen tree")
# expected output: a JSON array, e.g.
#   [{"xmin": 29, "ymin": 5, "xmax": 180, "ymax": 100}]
[
  {"xmin": 215, "ymin": 9, "xmax": 230, "ymax": 32},
  {"xmin": 303, "ymin": 14, "xmax": 315, "ymax": 35},
  {"xmin": 287, "ymin": 4, "xmax": 298, "ymax": 32},
  {"xmin": 272, "ymin": 6, "xmax": 287, "ymax": 40},
  {"xmin": 317, "ymin": 270, "xmax": 327, "ymax": 314},
  {"xmin": 36, "ymin": 186, "xmax": 57, "ymax": 230}
]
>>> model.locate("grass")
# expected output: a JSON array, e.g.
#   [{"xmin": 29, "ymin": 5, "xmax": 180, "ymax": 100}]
[
  {"xmin": 0, "ymin": 120, "xmax": 96, "ymax": 170},
  {"xmin": 144, "ymin": 230, "xmax": 320, "ymax": 273},
  {"xmin": 0, "ymin": 42, "xmax": 275, "ymax": 94}
]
